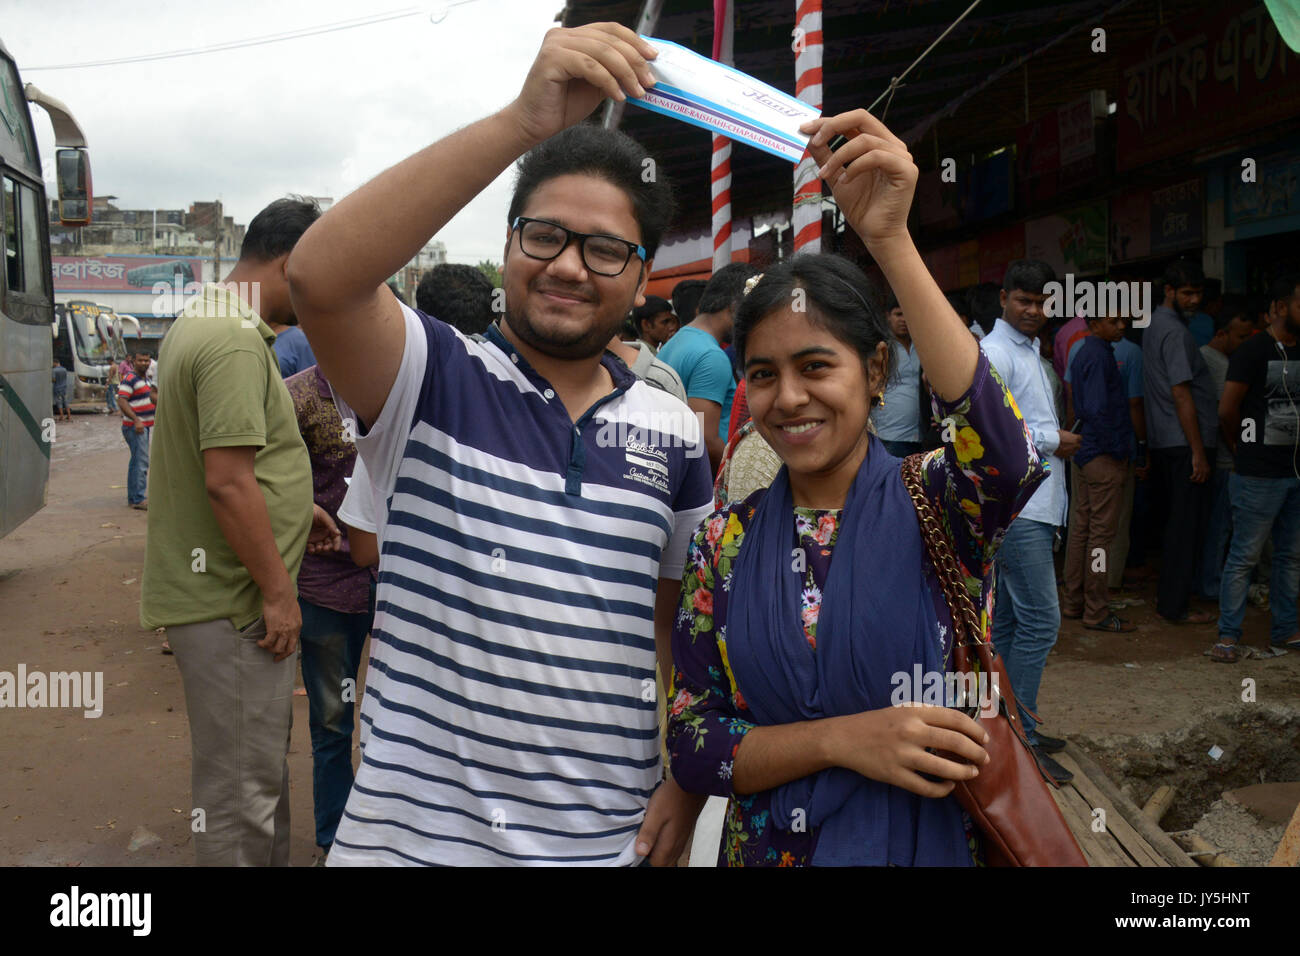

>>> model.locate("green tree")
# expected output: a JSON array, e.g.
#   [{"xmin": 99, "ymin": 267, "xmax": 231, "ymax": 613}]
[{"xmin": 476, "ymin": 260, "xmax": 502, "ymax": 288}]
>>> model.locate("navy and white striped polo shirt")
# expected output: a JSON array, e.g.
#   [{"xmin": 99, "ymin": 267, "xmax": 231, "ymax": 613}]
[{"xmin": 329, "ymin": 303, "xmax": 714, "ymax": 866}]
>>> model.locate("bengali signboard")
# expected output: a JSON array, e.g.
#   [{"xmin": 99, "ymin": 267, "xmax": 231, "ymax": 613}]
[
  {"xmin": 1109, "ymin": 178, "xmax": 1204, "ymax": 263},
  {"xmin": 1117, "ymin": 0, "xmax": 1300, "ymax": 172},
  {"xmin": 979, "ymin": 224, "xmax": 1027, "ymax": 285},
  {"xmin": 1230, "ymin": 149, "xmax": 1300, "ymax": 225},
  {"xmin": 922, "ymin": 243, "xmax": 960, "ymax": 290},
  {"xmin": 1149, "ymin": 178, "xmax": 1204, "ymax": 255},
  {"xmin": 52, "ymin": 255, "xmax": 205, "ymax": 293},
  {"xmin": 1024, "ymin": 202, "xmax": 1107, "ymax": 278}
]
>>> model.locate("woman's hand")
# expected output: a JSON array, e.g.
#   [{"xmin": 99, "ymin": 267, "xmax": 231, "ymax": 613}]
[
  {"xmin": 826, "ymin": 704, "xmax": 989, "ymax": 798},
  {"xmin": 799, "ymin": 110, "xmax": 917, "ymax": 253}
]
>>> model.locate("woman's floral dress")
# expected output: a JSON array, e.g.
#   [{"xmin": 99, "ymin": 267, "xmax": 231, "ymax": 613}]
[{"xmin": 666, "ymin": 351, "xmax": 1046, "ymax": 866}]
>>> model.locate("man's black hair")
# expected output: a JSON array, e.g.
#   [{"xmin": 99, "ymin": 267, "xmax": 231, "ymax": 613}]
[
  {"xmin": 884, "ymin": 292, "xmax": 900, "ymax": 313},
  {"xmin": 416, "ymin": 264, "xmax": 495, "ymax": 337},
  {"xmin": 1002, "ymin": 259, "xmax": 1056, "ymax": 295},
  {"xmin": 507, "ymin": 125, "xmax": 675, "ymax": 259},
  {"xmin": 969, "ymin": 282, "xmax": 1003, "ymax": 327},
  {"xmin": 1162, "ymin": 258, "xmax": 1204, "ymax": 291},
  {"xmin": 1267, "ymin": 273, "xmax": 1300, "ymax": 308},
  {"xmin": 670, "ymin": 279, "xmax": 707, "ymax": 323},
  {"xmin": 1214, "ymin": 294, "xmax": 1250, "ymax": 332},
  {"xmin": 698, "ymin": 262, "xmax": 758, "ymax": 316},
  {"xmin": 239, "ymin": 196, "xmax": 322, "ymax": 263},
  {"xmin": 631, "ymin": 295, "xmax": 673, "ymax": 334}
]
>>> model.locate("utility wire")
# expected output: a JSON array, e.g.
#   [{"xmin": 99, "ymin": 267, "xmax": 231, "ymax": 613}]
[
  {"xmin": 869, "ymin": 0, "xmax": 983, "ymax": 117},
  {"xmin": 25, "ymin": 2, "xmax": 482, "ymax": 71}
]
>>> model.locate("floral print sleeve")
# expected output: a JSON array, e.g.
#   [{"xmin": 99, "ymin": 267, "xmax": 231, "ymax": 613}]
[
  {"xmin": 666, "ymin": 508, "xmax": 755, "ymax": 798},
  {"xmin": 920, "ymin": 350, "xmax": 1048, "ymax": 614}
]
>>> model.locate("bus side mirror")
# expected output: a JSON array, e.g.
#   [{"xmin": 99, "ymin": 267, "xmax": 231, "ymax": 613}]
[{"xmin": 56, "ymin": 147, "xmax": 92, "ymax": 227}]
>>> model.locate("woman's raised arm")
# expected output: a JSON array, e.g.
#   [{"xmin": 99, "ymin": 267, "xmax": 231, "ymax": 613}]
[{"xmin": 799, "ymin": 111, "xmax": 978, "ymax": 402}]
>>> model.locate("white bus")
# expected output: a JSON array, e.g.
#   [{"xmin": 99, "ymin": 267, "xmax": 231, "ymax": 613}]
[{"xmin": 0, "ymin": 36, "xmax": 93, "ymax": 538}]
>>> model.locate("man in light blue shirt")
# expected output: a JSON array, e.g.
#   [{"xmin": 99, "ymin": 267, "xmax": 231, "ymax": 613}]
[
  {"xmin": 874, "ymin": 295, "xmax": 924, "ymax": 456},
  {"xmin": 978, "ymin": 259, "xmax": 1081, "ymax": 784}
]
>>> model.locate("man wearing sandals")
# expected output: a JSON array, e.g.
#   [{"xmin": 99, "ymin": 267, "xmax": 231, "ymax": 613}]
[
  {"xmin": 1062, "ymin": 308, "xmax": 1137, "ymax": 633},
  {"xmin": 1211, "ymin": 275, "xmax": 1300, "ymax": 662}
]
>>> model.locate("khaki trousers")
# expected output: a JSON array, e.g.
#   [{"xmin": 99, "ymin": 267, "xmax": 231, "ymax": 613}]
[
  {"xmin": 1064, "ymin": 456, "xmax": 1128, "ymax": 625},
  {"xmin": 169, "ymin": 616, "xmax": 294, "ymax": 866},
  {"xmin": 1107, "ymin": 460, "xmax": 1137, "ymax": 589}
]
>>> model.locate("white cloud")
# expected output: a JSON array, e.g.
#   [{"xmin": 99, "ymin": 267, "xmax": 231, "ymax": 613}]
[{"xmin": 9, "ymin": 0, "xmax": 564, "ymax": 263}]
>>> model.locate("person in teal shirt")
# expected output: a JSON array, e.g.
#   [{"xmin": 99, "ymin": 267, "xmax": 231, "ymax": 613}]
[{"xmin": 656, "ymin": 262, "xmax": 755, "ymax": 471}]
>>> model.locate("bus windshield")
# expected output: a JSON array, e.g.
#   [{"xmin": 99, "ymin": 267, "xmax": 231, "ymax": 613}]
[{"xmin": 66, "ymin": 302, "xmax": 113, "ymax": 365}]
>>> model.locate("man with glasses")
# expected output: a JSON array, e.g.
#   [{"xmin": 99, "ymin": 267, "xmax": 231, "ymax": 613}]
[{"xmin": 286, "ymin": 23, "xmax": 714, "ymax": 866}]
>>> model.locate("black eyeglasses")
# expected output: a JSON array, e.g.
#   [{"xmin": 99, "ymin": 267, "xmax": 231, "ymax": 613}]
[{"xmin": 511, "ymin": 217, "xmax": 647, "ymax": 277}]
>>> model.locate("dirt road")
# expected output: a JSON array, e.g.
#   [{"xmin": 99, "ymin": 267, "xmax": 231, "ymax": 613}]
[
  {"xmin": 1, "ymin": 412, "xmax": 1297, "ymax": 866},
  {"xmin": 0, "ymin": 412, "xmax": 327, "ymax": 866}
]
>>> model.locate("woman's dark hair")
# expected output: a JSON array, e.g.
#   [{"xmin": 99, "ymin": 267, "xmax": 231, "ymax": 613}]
[
  {"xmin": 507, "ymin": 124, "xmax": 675, "ymax": 259},
  {"xmin": 733, "ymin": 253, "xmax": 895, "ymax": 398}
]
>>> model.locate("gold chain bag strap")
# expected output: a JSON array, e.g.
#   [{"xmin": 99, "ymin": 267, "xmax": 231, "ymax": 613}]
[{"xmin": 901, "ymin": 453, "xmax": 1087, "ymax": 867}]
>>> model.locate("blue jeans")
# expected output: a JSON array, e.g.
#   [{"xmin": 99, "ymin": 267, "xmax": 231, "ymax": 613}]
[
  {"xmin": 122, "ymin": 426, "xmax": 150, "ymax": 504},
  {"xmin": 1199, "ymin": 468, "xmax": 1232, "ymax": 599},
  {"xmin": 992, "ymin": 518, "xmax": 1061, "ymax": 745},
  {"xmin": 1217, "ymin": 475, "xmax": 1300, "ymax": 645},
  {"xmin": 298, "ymin": 597, "xmax": 372, "ymax": 850}
]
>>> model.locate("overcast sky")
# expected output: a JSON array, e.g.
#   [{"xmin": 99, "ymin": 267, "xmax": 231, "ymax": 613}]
[{"xmin": 7, "ymin": 0, "xmax": 569, "ymax": 264}]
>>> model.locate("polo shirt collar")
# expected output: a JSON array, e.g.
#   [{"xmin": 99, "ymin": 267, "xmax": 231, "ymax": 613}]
[
  {"xmin": 485, "ymin": 320, "xmax": 637, "ymax": 391},
  {"xmin": 992, "ymin": 316, "xmax": 1039, "ymax": 351}
]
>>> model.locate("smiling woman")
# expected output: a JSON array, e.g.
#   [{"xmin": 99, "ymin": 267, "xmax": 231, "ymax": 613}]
[{"xmin": 664, "ymin": 108, "xmax": 1059, "ymax": 867}]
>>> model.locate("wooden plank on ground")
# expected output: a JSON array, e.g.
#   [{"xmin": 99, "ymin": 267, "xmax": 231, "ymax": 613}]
[
  {"xmin": 1268, "ymin": 799, "xmax": 1300, "ymax": 867},
  {"xmin": 1051, "ymin": 785, "xmax": 1103, "ymax": 867},
  {"xmin": 1055, "ymin": 780, "xmax": 1136, "ymax": 867},
  {"xmin": 1055, "ymin": 752, "xmax": 1167, "ymax": 868},
  {"xmin": 1064, "ymin": 745, "xmax": 1198, "ymax": 867}
]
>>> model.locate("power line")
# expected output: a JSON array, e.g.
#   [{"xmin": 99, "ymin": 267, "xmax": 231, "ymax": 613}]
[{"xmin": 24, "ymin": 3, "xmax": 482, "ymax": 71}]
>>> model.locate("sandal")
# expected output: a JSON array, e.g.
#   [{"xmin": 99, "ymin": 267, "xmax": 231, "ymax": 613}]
[
  {"xmin": 1085, "ymin": 613, "xmax": 1137, "ymax": 633},
  {"xmin": 1210, "ymin": 641, "xmax": 1239, "ymax": 663}
]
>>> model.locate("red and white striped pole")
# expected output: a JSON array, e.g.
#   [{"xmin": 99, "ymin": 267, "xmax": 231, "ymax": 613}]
[
  {"xmin": 792, "ymin": 0, "xmax": 823, "ymax": 253},
  {"xmin": 711, "ymin": 0, "xmax": 734, "ymax": 273}
]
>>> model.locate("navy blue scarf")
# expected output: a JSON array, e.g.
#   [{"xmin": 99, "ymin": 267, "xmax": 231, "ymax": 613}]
[{"xmin": 727, "ymin": 435, "xmax": 971, "ymax": 866}]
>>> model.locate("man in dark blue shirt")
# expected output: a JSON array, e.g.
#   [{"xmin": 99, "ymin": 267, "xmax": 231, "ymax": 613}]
[{"xmin": 1063, "ymin": 310, "xmax": 1136, "ymax": 632}]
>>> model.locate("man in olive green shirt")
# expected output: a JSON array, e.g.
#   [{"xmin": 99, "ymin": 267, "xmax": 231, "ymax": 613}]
[{"xmin": 143, "ymin": 197, "xmax": 330, "ymax": 866}]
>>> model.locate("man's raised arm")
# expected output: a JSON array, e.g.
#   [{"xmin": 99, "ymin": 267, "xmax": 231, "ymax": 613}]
[{"xmin": 287, "ymin": 23, "xmax": 658, "ymax": 427}]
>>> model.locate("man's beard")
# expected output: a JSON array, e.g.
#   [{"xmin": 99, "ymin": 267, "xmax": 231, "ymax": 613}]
[{"xmin": 503, "ymin": 300, "xmax": 627, "ymax": 361}]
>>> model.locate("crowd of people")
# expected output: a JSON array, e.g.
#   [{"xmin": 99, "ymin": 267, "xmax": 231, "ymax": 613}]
[{"xmin": 117, "ymin": 22, "xmax": 1297, "ymax": 866}]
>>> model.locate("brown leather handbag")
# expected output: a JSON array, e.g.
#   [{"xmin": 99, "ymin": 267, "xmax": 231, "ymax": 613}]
[{"xmin": 901, "ymin": 454, "xmax": 1087, "ymax": 867}]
